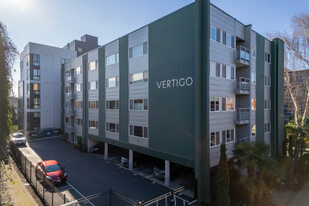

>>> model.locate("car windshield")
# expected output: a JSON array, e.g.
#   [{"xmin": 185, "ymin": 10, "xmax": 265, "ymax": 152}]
[
  {"xmin": 13, "ymin": 134, "xmax": 24, "ymax": 138},
  {"xmin": 45, "ymin": 164, "xmax": 61, "ymax": 173}
]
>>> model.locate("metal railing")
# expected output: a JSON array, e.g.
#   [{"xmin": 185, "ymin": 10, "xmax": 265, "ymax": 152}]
[
  {"xmin": 67, "ymin": 76, "xmax": 76, "ymax": 84},
  {"xmin": 9, "ymin": 141, "xmax": 71, "ymax": 206},
  {"xmin": 68, "ymin": 109, "xmax": 75, "ymax": 116},
  {"xmin": 236, "ymin": 77, "xmax": 250, "ymax": 94},
  {"xmin": 66, "ymin": 92, "xmax": 75, "ymax": 100},
  {"xmin": 236, "ymin": 46, "xmax": 250, "ymax": 65},
  {"xmin": 236, "ymin": 108, "xmax": 250, "ymax": 124}
]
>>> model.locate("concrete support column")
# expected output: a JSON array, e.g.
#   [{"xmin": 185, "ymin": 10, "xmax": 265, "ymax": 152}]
[
  {"xmin": 104, "ymin": 143, "xmax": 108, "ymax": 160},
  {"xmin": 129, "ymin": 149, "xmax": 133, "ymax": 171},
  {"xmin": 165, "ymin": 160, "xmax": 170, "ymax": 187}
]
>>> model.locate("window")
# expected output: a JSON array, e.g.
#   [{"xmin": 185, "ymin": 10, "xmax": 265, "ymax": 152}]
[
  {"xmin": 88, "ymin": 61, "xmax": 97, "ymax": 71},
  {"xmin": 222, "ymin": 98, "xmax": 226, "ymax": 111},
  {"xmin": 106, "ymin": 53, "xmax": 119, "ymax": 66},
  {"xmin": 216, "ymin": 63, "xmax": 220, "ymax": 77},
  {"xmin": 129, "ymin": 42, "xmax": 148, "ymax": 58},
  {"xmin": 251, "ymin": 72, "xmax": 256, "ymax": 84},
  {"xmin": 222, "ymin": 98, "xmax": 234, "ymax": 111},
  {"xmin": 265, "ymin": 52, "xmax": 271, "ymax": 63},
  {"xmin": 251, "ymin": 99, "xmax": 256, "ymax": 110},
  {"xmin": 65, "ymin": 117, "xmax": 69, "ymax": 123},
  {"xmin": 222, "ymin": 129, "xmax": 235, "ymax": 144},
  {"xmin": 106, "ymin": 100, "xmax": 119, "ymax": 109},
  {"xmin": 265, "ymin": 123, "xmax": 271, "ymax": 133},
  {"xmin": 20, "ymin": 61, "xmax": 23, "ymax": 69},
  {"xmin": 210, "ymin": 26, "xmax": 216, "ymax": 41},
  {"xmin": 32, "ymin": 68, "xmax": 40, "ymax": 80},
  {"xmin": 226, "ymin": 33, "xmax": 231, "ymax": 47},
  {"xmin": 251, "ymin": 45, "xmax": 256, "ymax": 57},
  {"xmin": 75, "ymin": 66, "xmax": 81, "ymax": 75},
  {"xmin": 76, "ymin": 119, "xmax": 82, "ymax": 126},
  {"xmin": 265, "ymin": 99, "xmax": 271, "ymax": 110},
  {"xmin": 226, "ymin": 98, "xmax": 234, "ymax": 111},
  {"xmin": 106, "ymin": 122, "xmax": 119, "ymax": 133},
  {"xmin": 88, "ymin": 101, "xmax": 98, "ymax": 109},
  {"xmin": 216, "ymin": 28, "xmax": 221, "ymax": 43},
  {"xmin": 129, "ymin": 99, "xmax": 148, "ymax": 110},
  {"xmin": 33, "ymin": 83, "xmax": 40, "ymax": 95},
  {"xmin": 210, "ymin": 97, "xmax": 220, "ymax": 112},
  {"xmin": 264, "ymin": 75, "xmax": 271, "ymax": 86},
  {"xmin": 33, "ymin": 98, "xmax": 40, "ymax": 109},
  {"xmin": 75, "ymin": 84, "xmax": 82, "ymax": 92},
  {"xmin": 61, "ymin": 59, "xmax": 70, "ymax": 64},
  {"xmin": 129, "ymin": 125, "xmax": 148, "ymax": 138},
  {"xmin": 252, "ymin": 125, "xmax": 256, "ymax": 136},
  {"xmin": 222, "ymin": 31, "xmax": 226, "ymax": 45},
  {"xmin": 33, "ymin": 112, "xmax": 40, "ymax": 118},
  {"xmin": 75, "ymin": 101, "xmax": 82, "ymax": 108},
  {"xmin": 210, "ymin": 62, "xmax": 234, "ymax": 80},
  {"xmin": 33, "ymin": 54, "xmax": 40, "ymax": 66},
  {"xmin": 27, "ymin": 84, "xmax": 30, "ymax": 96},
  {"xmin": 106, "ymin": 77, "xmax": 119, "ymax": 88},
  {"xmin": 210, "ymin": 131, "xmax": 220, "ymax": 147},
  {"xmin": 129, "ymin": 71, "xmax": 148, "ymax": 84},
  {"xmin": 89, "ymin": 81, "xmax": 97, "ymax": 90},
  {"xmin": 88, "ymin": 120, "xmax": 98, "ymax": 129}
]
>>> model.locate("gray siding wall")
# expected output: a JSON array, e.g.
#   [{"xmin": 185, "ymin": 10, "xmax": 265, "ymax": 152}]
[{"xmin": 128, "ymin": 26, "xmax": 149, "ymax": 148}]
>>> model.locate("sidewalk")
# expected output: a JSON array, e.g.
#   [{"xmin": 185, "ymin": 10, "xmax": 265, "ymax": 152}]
[
  {"xmin": 5, "ymin": 163, "xmax": 37, "ymax": 206},
  {"xmin": 271, "ymin": 183, "xmax": 309, "ymax": 206}
]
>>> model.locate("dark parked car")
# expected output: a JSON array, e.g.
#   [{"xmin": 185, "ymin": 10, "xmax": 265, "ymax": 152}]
[
  {"xmin": 89, "ymin": 143, "xmax": 104, "ymax": 153},
  {"xmin": 27, "ymin": 130, "xmax": 43, "ymax": 139},
  {"xmin": 42, "ymin": 128, "xmax": 54, "ymax": 137},
  {"xmin": 53, "ymin": 128, "xmax": 61, "ymax": 136},
  {"xmin": 35, "ymin": 160, "xmax": 67, "ymax": 184},
  {"xmin": 153, "ymin": 163, "xmax": 182, "ymax": 180}
]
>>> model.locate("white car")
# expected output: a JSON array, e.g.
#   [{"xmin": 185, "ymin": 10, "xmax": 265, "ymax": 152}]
[{"xmin": 11, "ymin": 133, "xmax": 27, "ymax": 146}]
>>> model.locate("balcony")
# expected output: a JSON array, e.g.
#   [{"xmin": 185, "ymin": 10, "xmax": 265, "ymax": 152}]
[
  {"xmin": 236, "ymin": 46, "xmax": 250, "ymax": 67},
  {"xmin": 66, "ymin": 92, "xmax": 75, "ymax": 100},
  {"xmin": 67, "ymin": 76, "xmax": 76, "ymax": 84},
  {"xmin": 237, "ymin": 137, "xmax": 251, "ymax": 143},
  {"xmin": 67, "ymin": 125, "xmax": 75, "ymax": 133},
  {"xmin": 236, "ymin": 108, "xmax": 250, "ymax": 125},
  {"xmin": 68, "ymin": 109, "xmax": 75, "ymax": 116},
  {"xmin": 236, "ymin": 77, "xmax": 250, "ymax": 95}
]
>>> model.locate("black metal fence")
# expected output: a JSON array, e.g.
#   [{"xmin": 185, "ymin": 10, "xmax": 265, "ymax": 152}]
[
  {"xmin": 9, "ymin": 141, "xmax": 71, "ymax": 206},
  {"xmin": 9, "ymin": 141, "xmax": 196, "ymax": 206}
]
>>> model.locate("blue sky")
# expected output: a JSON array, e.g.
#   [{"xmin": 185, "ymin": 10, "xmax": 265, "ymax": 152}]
[{"xmin": 0, "ymin": 0, "xmax": 308, "ymax": 96}]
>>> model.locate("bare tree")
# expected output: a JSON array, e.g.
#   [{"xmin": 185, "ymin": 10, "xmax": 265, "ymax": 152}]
[{"xmin": 273, "ymin": 12, "xmax": 309, "ymax": 129}]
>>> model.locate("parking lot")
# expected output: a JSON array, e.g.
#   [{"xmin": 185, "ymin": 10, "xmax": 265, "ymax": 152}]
[{"xmin": 17, "ymin": 136, "xmax": 194, "ymax": 204}]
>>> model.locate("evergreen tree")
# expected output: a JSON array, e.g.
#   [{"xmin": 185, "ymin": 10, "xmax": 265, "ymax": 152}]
[{"xmin": 216, "ymin": 143, "xmax": 230, "ymax": 206}]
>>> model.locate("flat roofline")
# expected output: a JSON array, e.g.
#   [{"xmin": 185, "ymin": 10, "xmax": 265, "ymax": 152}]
[{"xmin": 27, "ymin": 42, "xmax": 77, "ymax": 53}]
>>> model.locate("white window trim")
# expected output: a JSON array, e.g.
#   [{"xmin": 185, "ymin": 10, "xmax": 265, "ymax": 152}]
[
  {"xmin": 265, "ymin": 123, "xmax": 271, "ymax": 134},
  {"xmin": 210, "ymin": 131, "xmax": 221, "ymax": 148},
  {"xmin": 222, "ymin": 97, "xmax": 235, "ymax": 112},
  {"xmin": 129, "ymin": 125, "xmax": 148, "ymax": 139},
  {"xmin": 129, "ymin": 99, "xmax": 148, "ymax": 111},
  {"xmin": 210, "ymin": 61, "xmax": 236, "ymax": 80}
]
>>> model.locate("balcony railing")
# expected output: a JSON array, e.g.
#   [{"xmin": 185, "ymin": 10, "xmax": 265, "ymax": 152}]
[
  {"xmin": 68, "ymin": 109, "xmax": 75, "ymax": 116},
  {"xmin": 236, "ymin": 46, "xmax": 250, "ymax": 66},
  {"xmin": 236, "ymin": 108, "xmax": 250, "ymax": 124},
  {"xmin": 66, "ymin": 92, "xmax": 75, "ymax": 100},
  {"xmin": 237, "ymin": 137, "xmax": 251, "ymax": 143},
  {"xmin": 67, "ymin": 76, "xmax": 76, "ymax": 84},
  {"xmin": 67, "ymin": 125, "xmax": 75, "ymax": 133},
  {"xmin": 236, "ymin": 77, "xmax": 250, "ymax": 94}
]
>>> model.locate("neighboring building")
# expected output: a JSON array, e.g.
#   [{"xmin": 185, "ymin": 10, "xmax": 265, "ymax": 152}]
[
  {"xmin": 284, "ymin": 69, "xmax": 309, "ymax": 123},
  {"xmin": 61, "ymin": 1, "xmax": 284, "ymax": 203},
  {"xmin": 18, "ymin": 34, "xmax": 99, "ymax": 131}
]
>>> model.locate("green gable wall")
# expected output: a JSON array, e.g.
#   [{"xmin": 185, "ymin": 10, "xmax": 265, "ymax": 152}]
[
  {"xmin": 119, "ymin": 37, "xmax": 129, "ymax": 143},
  {"xmin": 271, "ymin": 38, "xmax": 284, "ymax": 156},
  {"xmin": 256, "ymin": 34, "xmax": 265, "ymax": 143},
  {"xmin": 148, "ymin": 3, "xmax": 195, "ymax": 165},
  {"xmin": 98, "ymin": 47, "xmax": 106, "ymax": 138}
]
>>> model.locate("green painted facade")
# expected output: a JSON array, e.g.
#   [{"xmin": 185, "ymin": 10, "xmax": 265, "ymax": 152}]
[
  {"xmin": 256, "ymin": 34, "xmax": 265, "ymax": 143},
  {"xmin": 82, "ymin": 54, "xmax": 88, "ymax": 151},
  {"xmin": 271, "ymin": 38, "xmax": 284, "ymax": 157},
  {"xmin": 119, "ymin": 37, "xmax": 129, "ymax": 143},
  {"xmin": 98, "ymin": 46, "xmax": 106, "ymax": 138}
]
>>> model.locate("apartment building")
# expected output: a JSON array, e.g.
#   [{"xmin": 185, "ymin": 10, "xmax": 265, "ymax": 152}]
[
  {"xmin": 284, "ymin": 69, "xmax": 309, "ymax": 123},
  {"xmin": 58, "ymin": 1, "xmax": 284, "ymax": 203},
  {"xmin": 18, "ymin": 35, "xmax": 99, "ymax": 131}
]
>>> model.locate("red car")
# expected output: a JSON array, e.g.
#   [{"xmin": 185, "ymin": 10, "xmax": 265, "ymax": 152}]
[{"xmin": 35, "ymin": 160, "xmax": 67, "ymax": 184}]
